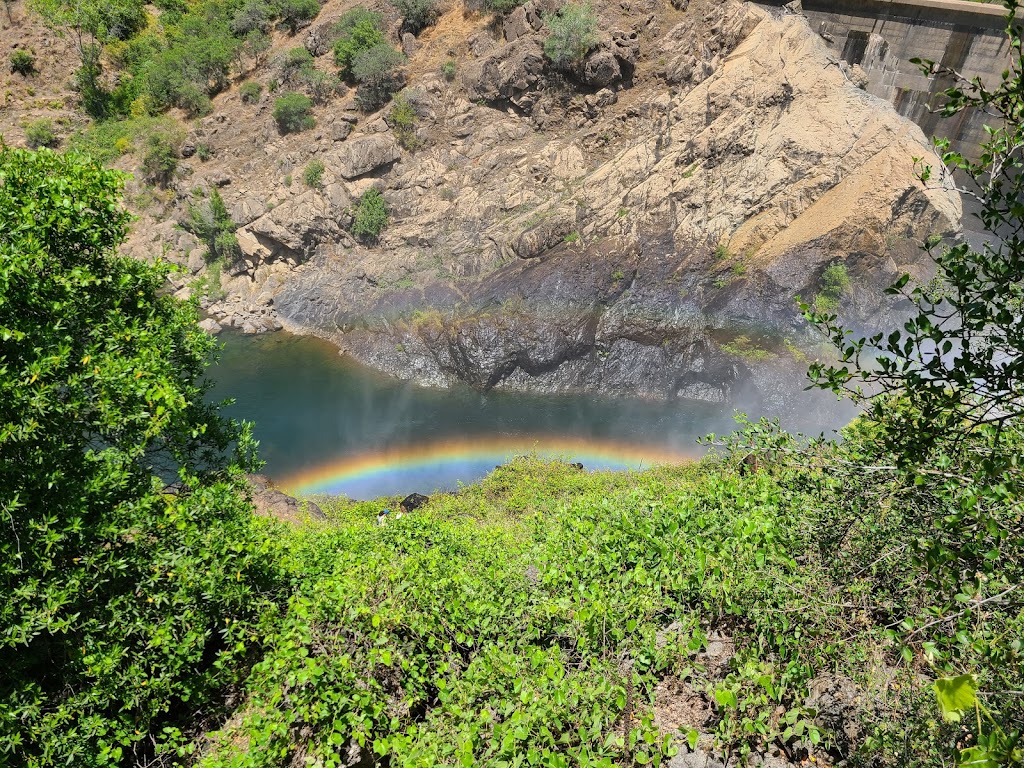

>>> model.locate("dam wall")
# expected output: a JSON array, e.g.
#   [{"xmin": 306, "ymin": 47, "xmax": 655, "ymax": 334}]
[{"xmin": 756, "ymin": 0, "xmax": 1015, "ymax": 158}]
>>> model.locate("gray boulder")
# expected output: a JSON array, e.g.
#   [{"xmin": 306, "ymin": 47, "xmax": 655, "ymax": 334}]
[{"xmin": 332, "ymin": 134, "xmax": 401, "ymax": 179}]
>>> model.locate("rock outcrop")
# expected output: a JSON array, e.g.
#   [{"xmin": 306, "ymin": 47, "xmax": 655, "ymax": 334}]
[{"xmin": 119, "ymin": 0, "xmax": 962, "ymax": 404}]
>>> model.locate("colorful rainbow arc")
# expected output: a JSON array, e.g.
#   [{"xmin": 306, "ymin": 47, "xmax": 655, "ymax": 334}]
[{"xmin": 278, "ymin": 436, "xmax": 694, "ymax": 496}]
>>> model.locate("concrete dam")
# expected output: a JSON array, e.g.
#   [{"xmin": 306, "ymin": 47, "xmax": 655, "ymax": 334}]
[{"xmin": 758, "ymin": 0, "xmax": 1015, "ymax": 157}]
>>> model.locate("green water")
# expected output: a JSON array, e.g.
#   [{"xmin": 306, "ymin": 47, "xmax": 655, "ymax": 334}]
[{"xmin": 205, "ymin": 330, "xmax": 837, "ymax": 498}]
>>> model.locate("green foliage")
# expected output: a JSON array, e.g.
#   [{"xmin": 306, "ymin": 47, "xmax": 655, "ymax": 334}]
[
  {"xmin": 302, "ymin": 158, "xmax": 324, "ymax": 188},
  {"xmin": 814, "ymin": 263, "xmax": 849, "ymax": 313},
  {"xmin": 275, "ymin": 0, "xmax": 320, "ymax": 34},
  {"xmin": 352, "ymin": 43, "xmax": 406, "ymax": 112},
  {"xmin": 230, "ymin": 0, "xmax": 272, "ymax": 35},
  {"xmin": 24, "ymin": 118, "xmax": 59, "ymax": 149},
  {"xmin": 351, "ymin": 187, "xmax": 388, "ymax": 241},
  {"xmin": 272, "ymin": 91, "xmax": 315, "ymax": 133},
  {"xmin": 10, "ymin": 48, "xmax": 35, "ymax": 76},
  {"xmin": 331, "ymin": 6, "xmax": 385, "ymax": 78},
  {"xmin": 542, "ymin": 1, "xmax": 598, "ymax": 69},
  {"xmin": 0, "ymin": 147, "xmax": 283, "ymax": 767},
  {"xmin": 186, "ymin": 186, "xmax": 241, "ymax": 264},
  {"xmin": 441, "ymin": 57, "xmax": 456, "ymax": 81},
  {"xmin": 301, "ymin": 67, "xmax": 340, "ymax": 104},
  {"xmin": 799, "ymin": 6, "xmax": 1024, "ymax": 763},
  {"xmin": 140, "ymin": 126, "xmax": 182, "ymax": 186},
  {"xmin": 279, "ymin": 45, "xmax": 314, "ymax": 83},
  {"xmin": 389, "ymin": 0, "xmax": 440, "ymax": 33},
  {"xmin": 69, "ymin": 115, "xmax": 178, "ymax": 164},
  {"xmin": 239, "ymin": 80, "xmax": 263, "ymax": 104},
  {"xmin": 719, "ymin": 335, "xmax": 774, "ymax": 361},
  {"xmin": 479, "ymin": 0, "xmax": 526, "ymax": 16},
  {"xmin": 30, "ymin": 0, "xmax": 147, "ymax": 42},
  {"xmin": 388, "ymin": 92, "xmax": 417, "ymax": 149}
]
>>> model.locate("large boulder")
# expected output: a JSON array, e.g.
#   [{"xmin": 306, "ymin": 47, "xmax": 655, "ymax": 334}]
[
  {"xmin": 331, "ymin": 135, "xmax": 401, "ymax": 179},
  {"xmin": 464, "ymin": 37, "xmax": 546, "ymax": 109}
]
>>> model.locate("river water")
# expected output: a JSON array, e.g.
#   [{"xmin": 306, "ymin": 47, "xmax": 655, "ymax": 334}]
[{"xmin": 206, "ymin": 330, "xmax": 847, "ymax": 499}]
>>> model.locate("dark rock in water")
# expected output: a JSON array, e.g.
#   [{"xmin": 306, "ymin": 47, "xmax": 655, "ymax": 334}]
[
  {"xmin": 247, "ymin": 474, "xmax": 325, "ymax": 523},
  {"xmin": 400, "ymin": 492, "xmax": 429, "ymax": 514}
]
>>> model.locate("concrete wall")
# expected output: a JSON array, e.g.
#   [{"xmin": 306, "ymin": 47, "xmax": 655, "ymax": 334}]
[{"xmin": 756, "ymin": 0, "xmax": 1015, "ymax": 157}]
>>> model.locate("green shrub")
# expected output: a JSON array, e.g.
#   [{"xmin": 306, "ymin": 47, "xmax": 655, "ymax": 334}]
[
  {"xmin": 389, "ymin": 0, "xmax": 440, "ymax": 33},
  {"xmin": 273, "ymin": 91, "xmax": 315, "ymax": 133},
  {"xmin": 352, "ymin": 44, "xmax": 406, "ymax": 112},
  {"xmin": 244, "ymin": 29, "xmax": 272, "ymax": 68},
  {"xmin": 279, "ymin": 46, "xmax": 314, "ymax": 83},
  {"xmin": 814, "ymin": 263, "xmax": 850, "ymax": 313},
  {"xmin": 301, "ymin": 67, "xmax": 339, "ymax": 104},
  {"xmin": 331, "ymin": 6, "xmax": 385, "ymax": 78},
  {"xmin": 351, "ymin": 187, "xmax": 388, "ymax": 241},
  {"xmin": 196, "ymin": 143, "xmax": 213, "ymax": 161},
  {"xmin": 69, "ymin": 116, "xmax": 179, "ymax": 164},
  {"xmin": 186, "ymin": 186, "xmax": 241, "ymax": 263},
  {"xmin": 389, "ymin": 92, "xmax": 417, "ymax": 149},
  {"xmin": 543, "ymin": 2, "xmax": 599, "ymax": 69},
  {"xmin": 230, "ymin": 0, "xmax": 272, "ymax": 35},
  {"xmin": 24, "ymin": 118, "xmax": 58, "ymax": 149},
  {"xmin": 0, "ymin": 146, "xmax": 283, "ymax": 767},
  {"xmin": 480, "ymin": 0, "xmax": 526, "ymax": 16},
  {"xmin": 141, "ymin": 130, "xmax": 181, "ymax": 186},
  {"xmin": 176, "ymin": 81, "xmax": 213, "ymax": 116},
  {"xmin": 239, "ymin": 80, "xmax": 263, "ymax": 103},
  {"xmin": 275, "ymin": 0, "xmax": 321, "ymax": 34},
  {"xmin": 302, "ymin": 158, "xmax": 324, "ymax": 187},
  {"xmin": 10, "ymin": 48, "xmax": 35, "ymax": 76},
  {"xmin": 441, "ymin": 57, "xmax": 456, "ymax": 81}
]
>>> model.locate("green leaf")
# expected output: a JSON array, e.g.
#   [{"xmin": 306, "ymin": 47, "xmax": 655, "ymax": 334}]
[{"xmin": 933, "ymin": 675, "xmax": 978, "ymax": 723}]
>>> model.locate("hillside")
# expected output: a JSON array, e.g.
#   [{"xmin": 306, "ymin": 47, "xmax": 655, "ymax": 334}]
[{"xmin": 2, "ymin": 0, "xmax": 961, "ymax": 405}]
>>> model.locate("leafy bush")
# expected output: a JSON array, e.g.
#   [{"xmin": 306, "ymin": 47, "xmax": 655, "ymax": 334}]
[
  {"xmin": 302, "ymin": 158, "xmax": 324, "ymax": 187},
  {"xmin": 478, "ymin": 0, "xmax": 526, "ymax": 16},
  {"xmin": 388, "ymin": 92, "xmax": 417, "ymax": 149},
  {"xmin": 814, "ymin": 263, "xmax": 850, "ymax": 313},
  {"xmin": 278, "ymin": 45, "xmax": 314, "ymax": 83},
  {"xmin": 230, "ymin": 0, "xmax": 271, "ymax": 35},
  {"xmin": 0, "ymin": 146, "xmax": 283, "ymax": 767},
  {"xmin": 141, "ymin": 129, "xmax": 181, "ymax": 186},
  {"xmin": 543, "ymin": 1, "xmax": 599, "ymax": 69},
  {"xmin": 331, "ymin": 6, "xmax": 385, "ymax": 78},
  {"xmin": 244, "ymin": 29, "xmax": 271, "ymax": 68},
  {"xmin": 389, "ymin": 0, "xmax": 440, "ymax": 33},
  {"xmin": 239, "ymin": 80, "xmax": 263, "ymax": 103},
  {"xmin": 351, "ymin": 187, "xmax": 388, "ymax": 241},
  {"xmin": 10, "ymin": 48, "xmax": 35, "ymax": 75},
  {"xmin": 352, "ymin": 43, "xmax": 406, "ymax": 112},
  {"xmin": 69, "ymin": 115, "xmax": 177, "ymax": 164},
  {"xmin": 24, "ymin": 118, "xmax": 59, "ymax": 148},
  {"xmin": 272, "ymin": 91, "xmax": 315, "ymax": 133},
  {"xmin": 441, "ymin": 57, "xmax": 456, "ymax": 81},
  {"xmin": 186, "ymin": 186, "xmax": 241, "ymax": 263},
  {"xmin": 275, "ymin": 0, "xmax": 320, "ymax": 34},
  {"xmin": 301, "ymin": 67, "xmax": 340, "ymax": 104}
]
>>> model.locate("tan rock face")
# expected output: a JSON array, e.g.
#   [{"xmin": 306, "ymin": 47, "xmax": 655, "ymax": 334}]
[{"xmin": 106, "ymin": 0, "xmax": 962, "ymax": 401}]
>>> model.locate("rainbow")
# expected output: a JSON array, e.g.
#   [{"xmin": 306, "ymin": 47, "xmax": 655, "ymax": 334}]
[{"xmin": 278, "ymin": 436, "xmax": 695, "ymax": 499}]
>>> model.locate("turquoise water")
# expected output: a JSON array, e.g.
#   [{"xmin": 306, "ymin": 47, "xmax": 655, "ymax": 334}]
[{"xmin": 205, "ymin": 330, "xmax": 839, "ymax": 499}]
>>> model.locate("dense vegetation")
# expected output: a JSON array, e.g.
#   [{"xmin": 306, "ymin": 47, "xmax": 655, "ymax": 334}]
[
  {"xmin": 2, "ymin": 1, "xmax": 1022, "ymax": 767},
  {"xmin": 0, "ymin": 148, "xmax": 284, "ymax": 766}
]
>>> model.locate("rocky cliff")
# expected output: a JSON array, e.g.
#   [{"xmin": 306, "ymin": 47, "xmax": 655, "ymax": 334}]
[{"xmin": 2, "ymin": 0, "xmax": 961, "ymax": 404}]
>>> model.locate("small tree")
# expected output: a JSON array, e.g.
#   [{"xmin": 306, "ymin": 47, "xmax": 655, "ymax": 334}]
[
  {"xmin": 186, "ymin": 186, "xmax": 241, "ymax": 263},
  {"xmin": 351, "ymin": 187, "xmax": 388, "ymax": 241},
  {"xmin": 275, "ymin": 0, "xmax": 320, "ymax": 34},
  {"xmin": 244, "ymin": 29, "xmax": 272, "ymax": 69},
  {"xmin": 351, "ymin": 43, "xmax": 406, "ymax": 111},
  {"xmin": 389, "ymin": 0, "xmax": 440, "ymax": 33},
  {"xmin": 542, "ymin": 2, "xmax": 598, "ymax": 70},
  {"xmin": 230, "ymin": 0, "xmax": 271, "ymax": 35},
  {"xmin": 388, "ymin": 92, "xmax": 417, "ymax": 150},
  {"xmin": 332, "ymin": 6, "xmax": 385, "ymax": 79},
  {"xmin": 301, "ymin": 68, "xmax": 340, "ymax": 104},
  {"xmin": 10, "ymin": 49, "xmax": 35, "ymax": 76},
  {"xmin": 273, "ymin": 91, "xmax": 315, "ymax": 133}
]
